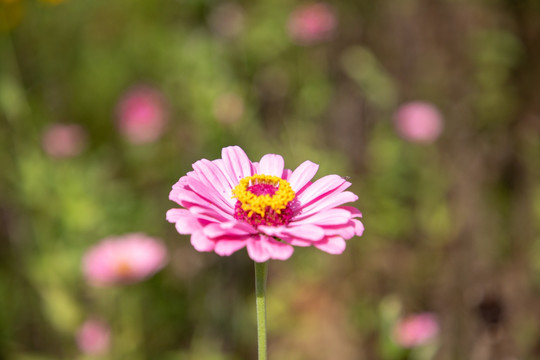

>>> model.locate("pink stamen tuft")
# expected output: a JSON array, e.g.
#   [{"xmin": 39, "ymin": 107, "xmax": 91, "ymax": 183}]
[
  {"xmin": 234, "ymin": 184, "xmax": 296, "ymax": 227},
  {"xmin": 234, "ymin": 201, "xmax": 294, "ymax": 226},
  {"xmin": 247, "ymin": 183, "xmax": 278, "ymax": 197}
]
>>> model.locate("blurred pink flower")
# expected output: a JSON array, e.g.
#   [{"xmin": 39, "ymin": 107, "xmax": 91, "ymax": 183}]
[
  {"xmin": 83, "ymin": 233, "xmax": 167, "ymax": 286},
  {"xmin": 288, "ymin": 3, "xmax": 337, "ymax": 45},
  {"xmin": 42, "ymin": 123, "xmax": 86, "ymax": 158},
  {"xmin": 394, "ymin": 101, "xmax": 444, "ymax": 143},
  {"xmin": 393, "ymin": 313, "xmax": 439, "ymax": 348},
  {"xmin": 116, "ymin": 86, "xmax": 167, "ymax": 144},
  {"xmin": 76, "ymin": 319, "xmax": 110, "ymax": 355},
  {"xmin": 167, "ymin": 146, "xmax": 364, "ymax": 262}
]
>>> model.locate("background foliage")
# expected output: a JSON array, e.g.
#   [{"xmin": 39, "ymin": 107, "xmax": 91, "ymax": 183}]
[{"xmin": 1, "ymin": 0, "xmax": 540, "ymax": 359}]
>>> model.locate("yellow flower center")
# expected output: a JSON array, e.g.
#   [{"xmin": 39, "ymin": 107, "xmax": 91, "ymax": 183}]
[
  {"xmin": 116, "ymin": 260, "xmax": 133, "ymax": 278},
  {"xmin": 232, "ymin": 174, "xmax": 296, "ymax": 218}
]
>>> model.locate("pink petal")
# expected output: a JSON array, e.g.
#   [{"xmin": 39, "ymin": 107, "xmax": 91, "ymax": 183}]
[
  {"xmin": 296, "ymin": 191, "xmax": 358, "ymax": 219},
  {"xmin": 262, "ymin": 237, "xmax": 294, "ymax": 260},
  {"xmin": 189, "ymin": 206, "xmax": 230, "ymax": 223},
  {"xmin": 258, "ymin": 154, "xmax": 285, "ymax": 177},
  {"xmin": 191, "ymin": 230, "xmax": 216, "ymax": 252},
  {"xmin": 288, "ymin": 160, "xmax": 319, "ymax": 193},
  {"xmin": 166, "ymin": 208, "xmax": 188, "ymax": 223},
  {"xmin": 340, "ymin": 206, "xmax": 363, "ymax": 218},
  {"xmin": 256, "ymin": 225, "xmax": 283, "ymax": 237},
  {"xmin": 314, "ymin": 236, "xmax": 347, "ymax": 254},
  {"xmin": 166, "ymin": 209, "xmax": 202, "ymax": 232},
  {"xmin": 287, "ymin": 238, "xmax": 313, "ymax": 247},
  {"xmin": 171, "ymin": 172, "xmax": 198, "ymax": 190},
  {"xmin": 282, "ymin": 168, "xmax": 292, "ymax": 180},
  {"xmin": 214, "ymin": 238, "xmax": 248, "ymax": 256},
  {"xmin": 192, "ymin": 159, "xmax": 235, "ymax": 206},
  {"xmin": 202, "ymin": 222, "xmax": 257, "ymax": 239},
  {"xmin": 251, "ymin": 161, "xmax": 260, "ymax": 173},
  {"xmin": 246, "ymin": 237, "xmax": 271, "ymax": 262},
  {"xmin": 170, "ymin": 184, "xmax": 198, "ymax": 204},
  {"xmin": 320, "ymin": 223, "xmax": 356, "ymax": 239},
  {"xmin": 185, "ymin": 177, "xmax": 234, "ymax": 214},
  {"xmin": 291, "ymin": 208, "xmax": 352, "ymax": 226},
  {"xmin": 259, "ymin": 224, "xmax": 325, "ymax": 242},
  {"xmin": 255, "ymin": 227, "xmax": 308, "ymax": 247},
  {"xmin": 221, "ymin": 146, "xmax": 253, "ymax": 183},
  {"xmin": 282, "ymin": 224, "xmax": 325, "ymax": 241},
  {"xmin": 174, "ymin": 187, "xmax": 233, "ymax": 220},
  {"xmin": 297, "ymin": 175, "xmax": 350, "ymax": 206},
  {"xmin": 245, "ymin": 236, "xmax": 295, "ymax": 261},
  {"xmin": 169, "ymin": 188, "xmax": 183, "ymax": 204},
  {"xmin": 171, "ymin": 175, "xmax": 190, "ymax": 190},
  {"xmin": 213, "ymin": 159, "xmax": 236, "ymax": 189},
  {"xmin": 171, "ymin": 212, "xmax": 203, "ymax": 235},
  {"xmin": 353, "ymin": 219, "xmax": 364, "ymax": 236}
]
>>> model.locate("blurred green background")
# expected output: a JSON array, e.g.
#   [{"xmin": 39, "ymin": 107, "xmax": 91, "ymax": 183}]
[{"xmin": 1, "ymin": 0, "xmax": 540, "ymax": 359}]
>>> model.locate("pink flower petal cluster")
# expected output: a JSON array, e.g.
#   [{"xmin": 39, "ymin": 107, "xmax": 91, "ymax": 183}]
[
  {"xmin": 394, "ymin": 101, "xmax": 443, "ymax": 143},
  {"xmin": 83, "ymin": 233, "xmax": 167, "ymax": 286},
  {"xmin": 167, "ymin": 146, "xmax": 363, "ymax": 262},
  {"xmin": 116, "ymin": 86, "xmax": 167, "ymax": 144},
  {"xmin": 76, "ymin": 319, "xmax": 110, "ymax": 355},
  {"xmin": 42, "ymin": 123, "xmax": 86, "ymax": 158},
  {"xmin": 392, "ymin": 312, "xmax": 439, "ymax": 348},
  {"xmin": 287, "ymin": 3, "xmax": 337, "ymax": 45}
]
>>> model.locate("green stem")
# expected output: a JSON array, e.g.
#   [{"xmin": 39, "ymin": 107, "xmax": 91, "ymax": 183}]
[{"xmin": 254, "ymin": 261, "xmax": 268, "ymax": 360}]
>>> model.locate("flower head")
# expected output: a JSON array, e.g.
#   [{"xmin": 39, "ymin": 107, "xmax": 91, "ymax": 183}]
[
  {"xmin": 392, "ymin": 312, "xmax": 439, "ymax": 348},
  {"xmin": 288, "ymin": 3, "xmax": 337, "ymax": 45},
  {"xmin": 76, "ymin": 319, "xmax": 110, "ymax": 355},
  {"xmin": 42, "ymin": 123, "xmax": 87, "ymax": 158},
  {"xmin": 394, "ymin": 101, "xmax": 443, "ymax": 143},
  {"xmin": 83, "ymin": 233, "xmax": 167, "ymax": 286},
  {"xmin": 116, "ymin": 86, "xmax": 167, "ymax": 144},
  {"xmin": 167, "ymin": 146, "xmax": 363, "ymax": 262}
]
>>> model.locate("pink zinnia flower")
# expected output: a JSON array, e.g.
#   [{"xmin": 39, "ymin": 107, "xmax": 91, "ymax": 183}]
[
  {"xmin": 287, "ymin": 3, "xmax": 337, "ymax": 45},
  {"xmin": 83, "ymin": 233, "xmax": 167, "ymax": 286},
  {"xmin": 115, "ymin": 86, "xmax": 167, "ymax": 144},
  {"xmin": 394, "ymin": 101, "xmax": 444, "ymax": 143},
  {"xmin": 393, "ymin": 313, "xmax": 439, "ymax": 348},
  {"xmin": 42, "ymin": 123, "xmax": 86, "ymax": 158},
  {"xmin": 167, "ymin": 146, "xmax": 364, "ymax": 262},
  {"xmin": 76, "ymin": 319, "xmax": 110, "ymax": 355}
]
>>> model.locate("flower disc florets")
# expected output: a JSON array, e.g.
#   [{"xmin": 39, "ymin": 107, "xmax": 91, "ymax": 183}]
[{"xmin": 232, "ymin": 174, "xmax": 296, "ymax": 227}]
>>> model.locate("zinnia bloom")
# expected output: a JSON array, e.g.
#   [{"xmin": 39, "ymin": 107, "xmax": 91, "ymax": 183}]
[
  {"xmin": 392, "ymin": 313, "xmax": 439, "ymax": 348},
  {"xmin": 83, "ymin": 233, "xmax": 167, "ymax": 286},
  {"xmin": 42, "ymin": 123, "xmax": 87, "ymax": 158},
  {"xmin": 115, "ymin": 86, "xmax": 167, "ymax": 144},
  {"xmin": 394, "ymin": 101, "xmax": 443, "ymax": 143},
  {"xmin": 287, "ymin": 3, "xmax": 337, "ymax": 45},
  {"xmin": 167, "ymin": 146, "xmax": 363, "ymax": 262},
  {"xmin": 76, "ymin": 319, "xmax": 110, "ymax": 355}
]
